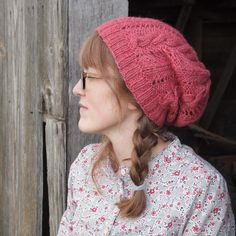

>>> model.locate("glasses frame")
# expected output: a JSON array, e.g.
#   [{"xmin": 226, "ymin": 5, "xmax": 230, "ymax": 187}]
[{"xmin": 81, "ymin": 71, "xmax": 104, "ymax": 90}]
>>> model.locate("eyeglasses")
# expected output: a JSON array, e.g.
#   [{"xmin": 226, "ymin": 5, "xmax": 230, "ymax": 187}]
[{"xmin": 81, "ymin": 71, "xmax": 103, "ymax": 90}]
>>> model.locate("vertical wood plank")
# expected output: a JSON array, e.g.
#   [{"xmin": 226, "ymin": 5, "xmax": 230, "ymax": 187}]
[
  {"xmin": 67, "ymin": 0, "xmax": 128, "ymax": 170},
  {"xmin": 45, "ymin": 120, "xmax": 66, "ymax": 236},
  {"xmin": 0, "ymin": 0, "xmax": 43, "ymax": 235},
  {"xmin": 0, "ymin": 0, "xmax": 6, "ymax": 235},
  {"xmin": 38, "ymin": 0, "xmax": 68, "ymax": 235}
]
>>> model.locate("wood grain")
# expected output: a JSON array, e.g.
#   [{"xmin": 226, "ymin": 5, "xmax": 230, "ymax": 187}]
[
  {"xmin": 0, "ymin": 0, "xmax": 128, "ymax": 235},
  {"xmin": 0, "ymin": 0, "xmax": 43, "ymax": 235}
]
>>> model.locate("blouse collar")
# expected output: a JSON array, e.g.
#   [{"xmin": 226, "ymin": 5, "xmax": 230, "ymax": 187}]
[{"xmin": 101, "ymin": 133, "xmax": 182, "ymax": 193}]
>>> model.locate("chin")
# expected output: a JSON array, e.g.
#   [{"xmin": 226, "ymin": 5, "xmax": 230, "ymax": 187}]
[
  {"xmin": 78, "ymin": 120, "xmax": 100, "ymax": 134},
  {"xmin": 78, "ymin": 120, "xmax": 114, "ymax": 135},
  {"xmin": 78, "ymin": 123, "xmax": 92, "ymax": 133}
]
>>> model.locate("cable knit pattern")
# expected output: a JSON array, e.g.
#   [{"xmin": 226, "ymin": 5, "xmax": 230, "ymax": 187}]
[{"xmin": 96, "ymin": 17, "xmax": 211, "ymax": 127}]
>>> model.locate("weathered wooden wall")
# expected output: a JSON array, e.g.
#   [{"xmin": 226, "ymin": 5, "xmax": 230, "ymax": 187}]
[
  {"xmin": 0, "ymin": 0, "xmax": 128, "ymax": 235},
  {"xmin": 0, "ymin": 0, "xmax": 43, "ymax": 235},
  {"xmin": 39, "ymin": 1, "xmax": 68, "ymax": 235}
]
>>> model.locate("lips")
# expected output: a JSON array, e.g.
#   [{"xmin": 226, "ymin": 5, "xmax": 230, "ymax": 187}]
[{"xmin": 79, "ymin": 103, "xmax": 88, "ymax": 109}]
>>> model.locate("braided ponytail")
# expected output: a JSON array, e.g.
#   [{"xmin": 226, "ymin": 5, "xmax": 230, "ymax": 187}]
[{"xmin": 116, "ymin": 114, "xmax": 168, "ymax": 218}]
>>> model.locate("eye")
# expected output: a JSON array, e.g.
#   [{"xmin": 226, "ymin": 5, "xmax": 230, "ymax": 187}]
[{"xmin": 81, "ymin": 71, "xmax": 104, "ymax": 90}]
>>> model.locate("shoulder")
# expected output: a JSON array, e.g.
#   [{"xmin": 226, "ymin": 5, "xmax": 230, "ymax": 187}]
[
  {"xmin": 178, "ymin": 142, "xmax": 223, "ymax": 181},
  {"xmin": 160, "ymin": 136, "xmax": 232, "ymax": 207},
  {"xmin": 156, "ymin": 134, "xmax": 227, "ymax": 191},
  {"xmin": 70, "ymin": 143, "xmax": 102, "ymax": 172},
  {"xmin": 174, "ymin": 141, "xmax": 235, "ymax": 234},
  {"xmin": 162, "ymin": 133, "xmax": 222, "ymax": 176},
  {"xmin": 171, "ymin": 137, "xmax": 229, "ymax": 197}
]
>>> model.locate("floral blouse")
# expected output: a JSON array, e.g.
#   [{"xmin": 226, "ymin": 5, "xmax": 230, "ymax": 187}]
[{"xmin": 58, "ymin": 135, "xmax": 235, "ymax": 235}]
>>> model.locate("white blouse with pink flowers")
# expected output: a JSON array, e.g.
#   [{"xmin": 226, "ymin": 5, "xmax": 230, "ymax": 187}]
[{"xmin": 58, "ymin": 135, "xmax": 235, "ymax": 235}]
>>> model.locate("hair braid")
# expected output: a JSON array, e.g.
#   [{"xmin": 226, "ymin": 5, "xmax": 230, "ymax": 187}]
[{"xmin": 117, "ymin": 114, "xmax": 168, "ymax": 218}]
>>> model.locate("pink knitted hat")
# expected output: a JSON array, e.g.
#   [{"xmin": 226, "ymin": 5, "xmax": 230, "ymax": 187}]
[{"xmin": 96, "ymin": 17, "xmax": 211, "ymax": 127}]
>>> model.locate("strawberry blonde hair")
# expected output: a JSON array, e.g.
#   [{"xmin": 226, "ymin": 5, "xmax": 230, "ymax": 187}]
[{"xmin": 79, "ymin": 32, "xmax": 169, "ymax": 218}]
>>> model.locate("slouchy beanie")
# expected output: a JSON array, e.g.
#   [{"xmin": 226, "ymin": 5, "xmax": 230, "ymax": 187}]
[{"xmin": 96, "ymin": 17, "xmax": 211, "ymax": 127}]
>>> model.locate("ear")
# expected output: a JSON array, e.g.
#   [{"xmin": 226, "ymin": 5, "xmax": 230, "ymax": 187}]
[{"xmin": 127, "ymin": 102, "xmax": 138, "ymax": 111}]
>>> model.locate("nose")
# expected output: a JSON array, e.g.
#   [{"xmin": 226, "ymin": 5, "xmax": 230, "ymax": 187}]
[{"xmin": 72, "ymin": 79, "xmax": 85, "ymax": 96}]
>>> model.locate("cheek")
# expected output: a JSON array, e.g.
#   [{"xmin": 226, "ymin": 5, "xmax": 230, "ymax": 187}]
[
  {"xmin": 95, "ymin": 89, "xmax": 119, "ymax": 110},
  {"xmin": 94, "ymin": 94, "xmax": 120, "ymax": 119},
  {"xmin": 78, "ymin": 92, "xmax": 122, "ymax": 133}
]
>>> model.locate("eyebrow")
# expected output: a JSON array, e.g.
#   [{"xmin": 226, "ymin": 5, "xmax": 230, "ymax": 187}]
[{"xmin": 82, "ymin": 71, "xmax": 103, "ymax": 79}]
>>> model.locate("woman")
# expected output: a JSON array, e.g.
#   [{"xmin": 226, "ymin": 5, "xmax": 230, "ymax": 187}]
[{"xmin": 58, "ymin": 17, "xmax": 235, "ymax": 235}]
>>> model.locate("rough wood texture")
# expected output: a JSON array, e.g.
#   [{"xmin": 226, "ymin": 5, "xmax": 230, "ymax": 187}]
[
  {"xmin": 38, "ymin": 1, "xmax": 68, "ymax": 235},
  {"xmin": 45, "ymin": 121, "xmax": 66, "ymax": 236},
  {"xmin": 0, "ymin": 0, "xmax": 43, "ymax": 235},
  {"xmin": 0, "ymin": 0, "xmax": 68, "ymax": 235},
  {"xmin": 0, "ymin": 0, "xmax": 128, "ymax": 235},
  {"xmin": 67, "ymin": 0, "xmax": 128, "ymax": 169}
]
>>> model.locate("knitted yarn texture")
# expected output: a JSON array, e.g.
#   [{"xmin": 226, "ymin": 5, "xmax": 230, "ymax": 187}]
[{"xmin": 96, "ymin": 17, "xmax": 211, "ymax": 127}]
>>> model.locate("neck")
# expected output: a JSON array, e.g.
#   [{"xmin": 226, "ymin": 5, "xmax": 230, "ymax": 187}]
[
  {"xmin": 105, "ymin": 133, "xmax": 170, "ymax": 170},
  {"xmin": 104, "ymin": 117, "xmax": 137, "ymax": 166},
  {"xmin": 102, "ymin": 114, "xmax": 170, "ymax": 167}
]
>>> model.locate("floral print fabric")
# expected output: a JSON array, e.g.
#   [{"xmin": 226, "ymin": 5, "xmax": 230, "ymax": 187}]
[{"xmin": 58, "ymin": 135, "xmax": 235, "ymax": 235}]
